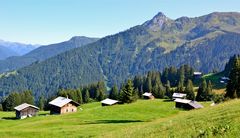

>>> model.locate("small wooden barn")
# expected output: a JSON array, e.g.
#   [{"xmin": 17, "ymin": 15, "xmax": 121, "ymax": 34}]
[
  {"xmin": 14, "ymin": 103, "xmax": 39, "ymax": 119},
  {"xmin": 49, "ymin": 97, "xmax": 80, "ymax": 115},
  {"xmin": 142, "ymin": 92, "xmax": 155, "ymax": 100},
  {"xmin": 172, "ymin": 93, "xmax": 187, "ymax": 100},
  {"xmin": 101, "ymin": 98, "xmax": 119, "ymax": 106},
  {"xmin": 174, "ymin": 98, "xmax": 203, "ymax": 110}
]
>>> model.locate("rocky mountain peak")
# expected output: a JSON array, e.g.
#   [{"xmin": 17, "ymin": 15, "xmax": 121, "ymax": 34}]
[{"xmin": 143, "ymin": 12, "xmax": 170, "ymax": 31}]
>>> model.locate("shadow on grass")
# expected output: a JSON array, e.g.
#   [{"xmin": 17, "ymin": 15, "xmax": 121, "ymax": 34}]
[
  {"xmin": 83, "ymin": 119, "xmax": 144, "ymax": 125},
  {"xmin": 38, "ymin": 112, "xmax": 50, "ymax": 116},
  {"xmin": 1, "ymin": 117, "xmax": 18, "ymax": 120},
  {"xmin": 163, "ymin": 99, "xmax": 173, "ymax": 102}
]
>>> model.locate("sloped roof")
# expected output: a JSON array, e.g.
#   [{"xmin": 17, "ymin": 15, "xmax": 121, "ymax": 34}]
[
  {"xmin": 142, "ymin": 92, "xmax": 153, "ymax": 97},
  {"xmin": 14, "ymin": 103, "xmax": 39, "ymax": 111},
  {"xmin": 172, "ymin": 93, "xmax": 187, "ymax": 98},
  {"xmin": 174, "ymin": 98, "xmax": 191, "ymax": 104},
  {"xmin": 49, "ymin": 97, "xmax": 80, "ymax": 107},
  {"xmin": 188, "ymin": 101, "xmax": 204, "ymax": 109},
  {"xmin": 194, "ymin": 72, "xmax": 202, "ymax": 75},
  {"xmin": 101, "ymin": 98, "xmax": 118, "ymax": 105}
]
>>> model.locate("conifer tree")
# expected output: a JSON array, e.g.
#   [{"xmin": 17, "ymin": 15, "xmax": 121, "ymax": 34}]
[
  {"xmin": 96, "ymin": 81, "xmax": 106, "ymax": 101},
  {"xmin": 119, "ymin": 79, "xmax": 136, "ymax": 103},
  {"xmin": 196, "ymin": 79, "xmax": 207, "ymax": 101},
  {"xmin": 226, "ymin": 55, "xmax": 240, "ymax": 98},
  {"xmin": 38, "ymin": 95, "xmax": 45, "ymax": 111},
  {"xmin": 84, "ymin": 89, "xmax": 90, "ymax": 103},
  {"xmin": 2, "ymin": 92, "xmax": 21, "ymax": 111},
  {"xmin": 185, "ymin": 80, "xmax": 195, "ymax": 100},
  {"xmin": 109, "ymin": 84, "xmax": 119, "ymax": 100},
  {"xmin": 76, "ymin": 89, "xmax": 83, "ymax": 104},
  {"xmin": 165, "ymin": 80, "xmax": 172, "ymax": 99}
]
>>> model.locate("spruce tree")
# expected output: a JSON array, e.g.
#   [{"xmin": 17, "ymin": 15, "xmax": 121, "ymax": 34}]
[
  {"xmin": 207, "ymin": 81, "xmax": 213, "ymax": 100},
  {"xmin": 226, "ymin": 55, "xmax": 240, "ymax": 98},
  {"xmin": 38, "ymin": 95, "xmax": 45, "ymax": 111},
  {"xmin": 185, "ymin": 80, "xmax": 195, "ymax": 100},
  {"xmin": 165, "ymin": 80, "xmax": 172, "ymax": 99},
  {"xmin": 196, "ymin": 79, "xmax": 207, "ymax": 101},
  {"xmin": 76, "ymin": 89, "xmax": 83, "ymax": 104},
  {"xmin": 109, "ymin": 84, "xmax": 119, "ymax": 100},
  {"xmin": 2, "ymin": 92, "xmax": 21, "ymax": 111},
  {"xmin": 96, "ymin": 81, "xmax": 106, "ymax": 101},
  {"xmin": 120, "ymin": 79, "xmax": 136, "ymax": 103},
  {"xmin": 84, "ymin": 89, "xmax": 90, "ymax": 103}
]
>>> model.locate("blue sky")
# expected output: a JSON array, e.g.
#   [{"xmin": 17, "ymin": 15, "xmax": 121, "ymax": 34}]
[{"xmin": 0, "ymin": 0, "xmax": 239, "ymax": 45}]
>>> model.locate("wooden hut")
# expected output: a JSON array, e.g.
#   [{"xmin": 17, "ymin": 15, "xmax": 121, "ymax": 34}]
[
  {"xmin": 14, "ymin": 103, "xmax": 39, "ymax": 119},
  {"xmin": 174, "ymin": 98, "xmax": 203, "ymax": 110},
  {"xmin": 142, "ymin": 92, "xmax": 155, "ymax": 100},
  {"xmin": 49, "ymin": 97, "xmax": 80, "ymax": 115},
  {"xmin": 101, "ymin": 98, "xmax": 119, "ymax": 106}
]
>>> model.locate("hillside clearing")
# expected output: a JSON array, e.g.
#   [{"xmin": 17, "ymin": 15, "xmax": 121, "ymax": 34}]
[{"xmin": 1, "ymin": 99, "xmax": 239, "ymax": 138}]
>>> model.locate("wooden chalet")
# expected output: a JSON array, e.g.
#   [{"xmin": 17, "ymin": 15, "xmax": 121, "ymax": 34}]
[
  {"xmin": 14, "ymin": 103, "xmax": 39, "ymax": 119},
  {"xmin": 101, "ymin": 98, "xmax": 119, "ymax": 106},
  {"xmin": 172, "ymin": 93, "xmax": 187, "ymax": 100},
  {"xmin": 142, "ymin": 92, "xmax": 155, "ymax": 100},
  {"xmin": 49, "ymin": 97, "xmax": 80, "ymax": 114},
  {"xmin": 174, "ymin": 98, "xmax": 203, "ymax": 110}
]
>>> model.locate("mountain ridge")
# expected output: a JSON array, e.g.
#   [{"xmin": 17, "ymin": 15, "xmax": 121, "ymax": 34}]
[{"xmin": 0, "ymin": 12, "xmax": 240, "ymax": 98}]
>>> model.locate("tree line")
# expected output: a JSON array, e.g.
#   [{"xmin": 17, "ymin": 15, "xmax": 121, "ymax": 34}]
[{"xmin": 0, "ymin": 64, "xmax": 218, "ymax": 111}]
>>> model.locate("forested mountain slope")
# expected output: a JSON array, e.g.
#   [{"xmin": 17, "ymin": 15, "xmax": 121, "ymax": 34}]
[
  {"xmin": 0, "ymin": 36, "xmax": 99, "ymax": 73},
  {"xmin": 1, "ymin": 12, "xmax": 240, "ymax": 98}
]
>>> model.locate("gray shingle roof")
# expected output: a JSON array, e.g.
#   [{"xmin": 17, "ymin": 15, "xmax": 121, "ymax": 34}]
[
  {"xmin": 49, "ymin": 96, "xmax": 80, "ymax": 107},
  {"xmin": 14, "ymin": 103, "xmax": 39, "ymax": 111},
  {"xmin": 188, "ymin": 101, "xmax": 204, "ymax": 109}
]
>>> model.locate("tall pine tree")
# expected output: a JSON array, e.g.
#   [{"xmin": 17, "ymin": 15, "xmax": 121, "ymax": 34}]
[
  {"xmin": 109, "ymin": 84, "xmax": 119, "ymax": 100},
  {"xmin": 185, "ymin": 80, "xmax": 195, "ymax": 100},
  {"xmin": 226, "ymin": 55, "xmax": 240, "ymax": 98}
]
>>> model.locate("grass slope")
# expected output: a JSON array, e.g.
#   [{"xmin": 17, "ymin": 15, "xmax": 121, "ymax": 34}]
[
  {"xmin": 0, "ymin": 100, "xmax": 179, "ymax": 138},
  {"xmin": 1, "ymin": 99, "xmax": 240, "ymax": 138}
]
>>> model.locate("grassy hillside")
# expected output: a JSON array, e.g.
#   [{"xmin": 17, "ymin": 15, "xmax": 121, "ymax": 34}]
[
  {"xmin": 1, "ymin": 99, "xmax": 240, "ymax": 138},
  {"xmin": 203, "ymin": 72, "xmax": 224, "ymax": 88},
  {"xmin": 0, "ymin": 100, "xmax": 179, "ymax": 138},
  {"xmin": 108, "ymin": 100, "xmax": 240, "ymax": 138}
]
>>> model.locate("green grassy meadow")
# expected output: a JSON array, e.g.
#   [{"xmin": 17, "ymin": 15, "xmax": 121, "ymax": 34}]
[{"xmin": 1, "ymin": 99, "xmax": 240, "ymax": 138}]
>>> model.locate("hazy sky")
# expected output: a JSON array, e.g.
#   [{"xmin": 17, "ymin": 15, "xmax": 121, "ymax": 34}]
[{"xmin": 0, "ymin": 0, "xmax": 239, "ymax": 45}]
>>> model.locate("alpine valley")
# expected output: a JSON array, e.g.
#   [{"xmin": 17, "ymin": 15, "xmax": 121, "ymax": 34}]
[{"xmin": 1, "ymin": 12, "xmax": 240, "ymax": 98}]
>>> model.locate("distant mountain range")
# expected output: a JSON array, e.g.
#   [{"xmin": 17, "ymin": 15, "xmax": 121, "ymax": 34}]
[
  {"xmin": 0, "ymin": 36, "xmax": 99, "ymax": 73},
  {"xmin": 1, "ymin": 12, "xmax": 240, "ymax": 98},
  {"xmin": 0, "ymin": 40, "xmax": 39, "ymax": 60}
]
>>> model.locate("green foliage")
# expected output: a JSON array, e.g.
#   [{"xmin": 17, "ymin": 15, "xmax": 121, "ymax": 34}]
[
  {"xmin": 83, "ymin": 89, "xmax": 90, "ymax": 103},
  {"xmin": 0, "ymin": 104, "xmax": 2, "ymax": 111},
  {"xmin": 38, "ymin": 96, "xmax": 45, "ymax": 111},
  {"xmin": 119, "ymin": 79, "xmax": 137, "ymax": 103},
  {"xmin": 226, "ymin": 55, "xmax": 240, "ymax": 98},
  {"xmin": 2, "ymin": 90, "xmax": 34, "ymax": 111},
  {"xmin": 196, "ymin": 79, "xmax": 213, "ymax": 101},
  {"xmin": 96, "ymin": 81, "xmax": 107, "ymax": 101},
  {"xmin": 185, "ymin": 80, "xmax": 195, "ymax": 100},
  {"xmin": 109, "ymin": 84, "xmax": 119, "ymax": 100},
  {"xmin": 1, "ymin": 25, "xmax": 240, "ymax": 102},
  {"xmin": 165, "ymin": 80, "xmax": 172, "ymax": 99}
]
